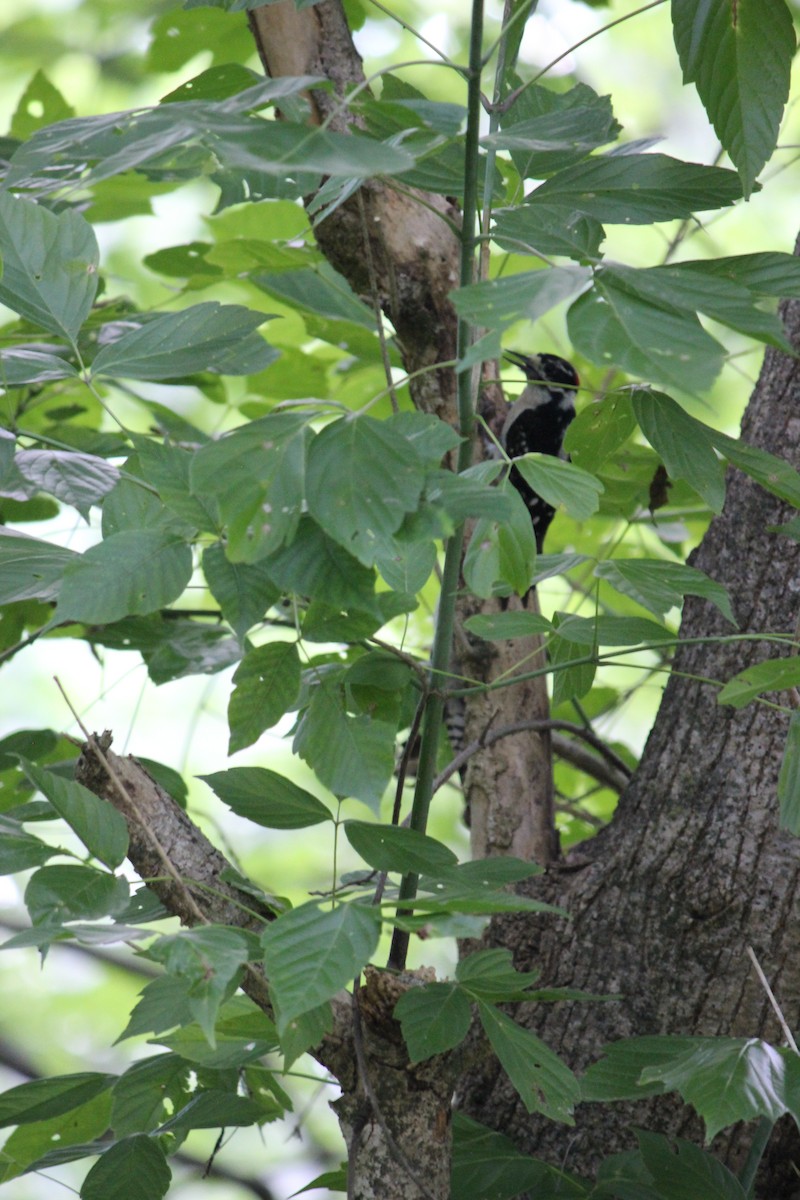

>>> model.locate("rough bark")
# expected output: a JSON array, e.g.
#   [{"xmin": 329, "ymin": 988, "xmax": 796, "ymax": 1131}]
[{"xmin": 460, "ymin": 295, "xmax": 800, "ymax": 1196}]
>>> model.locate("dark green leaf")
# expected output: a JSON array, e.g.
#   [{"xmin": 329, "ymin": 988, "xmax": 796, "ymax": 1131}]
[
  {"xmin": 464, "ymin": 611, "xmax": 552, "ymax": 641},
  {"xmin": 306, "ymin": 417, "xmax": 426, "ymax": 566},
  {"xmin": 81, "ymin": 1135, "xmax": 170, "ymax": 1200},
  {"xmin": 456, "ymin": 949, "xmax": 541, "ymax": 1002},
  {"xmin": 91, "ymin": 304, "xmax": 277, "ymax": 380},
  {"xmin": 1, "ymin": 1091, "xmax": 111, "ymax": 1181},
  {"xmin": 451, "ymin": 266, "xmax": 589, "ymax": 332},
  {"xmin": 595, "ymin": 559, "xmax": 735, "ymax": 624},
  {"xmin": 261, "ymin": 901, "xmax": 380, "ymax": 1032},
  {"xmin": 201, "ymin": 766, "xmax": 332, "ymax": 829},
  {"xmin": 0, "ymin": 529, "xmax": 78, "ymax": 604},
  {"xmin": 718, "ymin": 657, "xmax": 800, "ymax": 708},
  {"xmin": 644, "ymin": 1132, "xmax": 748, "ymax": 1199},
  {"xmin": 266, "ymin": 517, "xmax": 378, "ymax": 611},
  {"xmin": 344, "ymin": 821, "xmax": 457, "ymax": 875},
  {"xmin": 18, "ymin": 759, "xmax": 129, "ymax": 869},
  {"xmin": 0, "ymin": 348, "xmax": 78, "ymax": 385},
  {"xmin": 568, "ymin": 269, "xmax": 725, "ymax": 393},
  {"xmin": 451, "ymin": 1114, "xmax": 558, "ymax": 1200},
  {"xmin": 228, "ymin": 641, "xmax": 301, "ymax": 753},
  {"xmin": 56, "ymin": 531, "xmax": 192, "ymax": 624},
  {"xmin": 632, "ymin": 389, "xmax": 726, "ymax": 512},
  {"xmin": 548, "ymin": 632, "xmax": 596, "ymax": 706},
  {"xmin": 672, "ymin": 0, "xmax": 794, "ymax": 198},
  {"xmin": 707, "ymin": 429, "xmax": 800, "ymax": 507},
  {"xmin": 779, "ymin": 711, "xmax": 800, "ymax": 835},
  {"xmin": 157, "ymin": 1090, "xmax": 264, "ymax": 1135},
  {"xmin": 0, "ymin": 193, "xmax": 98, "ymax": 342},
  {"xmin": 532, "ymin": 153, "xmax": 745, "ymax": 223},
  {"xmin": 638, "ymin": 1037, "xmax": 790, "ymax": 1142},
  {"xmin": 0, "ymin": 1073, "xmax": 115, "ymax": 1128},
  {"xmin": 11, "ymin": 69, "xmax": 75, "ymax": 139},
  {"xmin": 202, "ymin": 544, "xmax": 279, "ymax": 640},
  {"xmin": 24, "ymin": 864, "xmax": 129, "ymax": 925},
  {"xmin": 552, "ymin": 614, "xmax": 673, "ymax": 647},
  {"xmin": 513, "ymin": 455, "xmax": 603, "ymax": 521},
  {"xmin": 111, "ymin": 1055, "xmax": 192, "ymax": 1137},
  {"xmin": 477, "ymin": 1001, "xmax": 579, "ymax": 1122},
  {"xmin": 0, "ymin": 821, "xmax": 57, "ymax": 874},
  {"xmin": 148, "ymin": 927, "xmax": 250, "ymax": 1046},
  {"xmin": 16, "ymin": 450, "xmax": 120, "ymax": 519},
  {"xmin": 492, "ymin": 202, "xmax": 605, "ymax": 262},
  {"xmin": 394, "ymin": 984, "xmax": 471, "ymax": 1061},
  {"xmin": 293, "ymin": 679, "xmax": 395, "ymax": 808}
]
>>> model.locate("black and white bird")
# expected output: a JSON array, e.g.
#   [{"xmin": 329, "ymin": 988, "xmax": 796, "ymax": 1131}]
[{"xmin": 502, "ymin": 350, "xmax": 580, "ymax": 552}]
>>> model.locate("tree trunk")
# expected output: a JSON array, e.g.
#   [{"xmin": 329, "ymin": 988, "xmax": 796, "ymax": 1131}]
[{"xmin": 460, "ymin": 292, "xmax": 800, "ymax": 1195}]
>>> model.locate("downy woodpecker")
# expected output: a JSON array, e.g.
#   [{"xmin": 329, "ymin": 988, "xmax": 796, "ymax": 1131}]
[{"xmin": 502, "ymin": 350, "xmax": 579, "ymax": 552}]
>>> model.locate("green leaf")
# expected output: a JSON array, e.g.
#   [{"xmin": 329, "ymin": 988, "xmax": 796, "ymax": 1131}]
[
  {"xmin": 0, "ymin": 529, "xmax": 78, "ymax": 604},
  {"xmin": 477, "ymin": 1001, "xmax": 579, "ymax": 1122},
  {"xmin": 81, "ymin": 1135, "xmax": 170, "ymax": 1200},
  {"xmin": 201, "ymin": 766, "xmax": 332, "ymax": 829},
  {"xmin": 639, "ymin": 1038, "xmax": 790, "ymax": 1143},
  {"xmin": 0, "ymin": 821, "xmax": 57, "ymax": 874},
  {"xmin": 492, "ymin": 202, "xmax": 605, "ymax": 262},
  {"xmin": 707, "ymin": 429, "xmax": 800, "ymax": 508},
  {"xmin": 532, "ymin": 153, "xmax": 745, "ymax": 223},
  {"xmin": 278, "ymin": 999, "xmax": 333, "ymax": 1069},
  {"xmin": 451, "ymin": 265, "xmax": 589, "ymax": 333},
  {"xmin": 636, "ymin": 1131, "xmax": 747, "ymax": 1200},
  {"xmin": 548, "ymin": 632, "xmax": 596, "ymax": 707},
  {"xmin": 0, "ymin": 193, "xmax": 98, "ymax": 342},
  {"xmin": 456, "ymin": 949, "xmax": 542, "ymax": 1002},
  {"xmin": 156, "ymin": 1090, "xmax": 264, "ymax": 1136},
  {"xmin": 0, "ymin": 347, "xmax": 78, "ymax": 385},
  {"xmin": 11, "ymin": 69, "xmax": 75, "ymax": 139},
  {"xmin": 672, "ymin": 0, "xmax": 795, "ymax": 198},
  {"xmin": 564, "ymin": 390, "xmax": 636, "ymax": 469},
  {"xmin": 202, "ymin": 544, "xmax": 279, "ymax": 641},
  {"xmin": 718, "ymin": 656, "xmax": 800, "ymax": 708},
  {"xmin": 24, "ymin": 864, "xmax": 129, "ymax": 925},
  {"xmin": 227, "ymin": 641, "xmax": 301, "ymax": 753},
  {"xmin": 344, "ymin": 821, "xmax": 457, "ymax": 875},
  {"xmin": 18, "ymin": 759, "xmax": 129, "ymax": 869},
  {"xmin": 553, "ymin": 613, "xmax": 673, "ymax": 647},
  {"xmin": 293, "ymin": 679, "xmax": 395, "ymax": 809},
  {"xmin": 90, "ymin": 303, "xmax": 277, "ymax": 380},
  {"xmin": 451, "ymin": 1114, "xmax": 556, "ymax": 1200},
  {"xmin": 632, "ymin": 389, "xmax": 726, "ymax": 512},
  {"xmin": 0, "ymin": 1073, "xmax": 115, "ymax": 1128},
  {"xmin": 305, "ymin": 417, "xmax": 426, "ymax": 566},
  {"xmin": 779, "ymin": 711, "xmax": 800, "ymax": 835},
  {"xmin": 56, "ymin": 531, "xmax": 193, "ymax": 624},
  {"xmin": 266, "ymin": 517, "xmax": 379, "ymax": 611},
  {"xmin": 261, "ymin": 901, "xmax": 380, "ymax": 1032},
  {"xmin": 582, "ymin": 1035, "xmax": 701, "ymax": 1101},
  {"xmin": 148, "ymin": 927, "xmax": 250, "ymax": 1046},
  {"xmin": 595, "ymin": 559, "xmax": 735, "ymax": 624},
  {"xmin": 463, "ymin": 485, "xmax": 538, "ymax": 600},
  {"xmin": 111, "ymin": 1055, "xmax": 193, "ymax": 1137},
  {"xmin": 568, "ymin": 268, "xmax": 725, "ymax": 393},
  {"xmin": 0, "ymin": 1090, "xmax": 111, "ymax": 1182},
  {"xmin": 513, "ymin": 455, "xmax": 603, "ymax": 521},
  {"xmin": 16, "ymin": 450, "xmax": 120, "ymax": 520},
  {"xmin": 464, "ymin": 611, "xmax": 552, "ymax": 641},
  {"xmin": 487, "ymin": 83, "xmax": 619, "ymax": 174},
  {"xmin": 393, "ymin": 984, "xmax": 471, "ymax": 1062}
]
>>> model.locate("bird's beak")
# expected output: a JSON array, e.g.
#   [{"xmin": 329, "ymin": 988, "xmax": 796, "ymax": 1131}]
[{"xmin": 504, "ymin": 350, "xmax": 537, "ymax": 373}]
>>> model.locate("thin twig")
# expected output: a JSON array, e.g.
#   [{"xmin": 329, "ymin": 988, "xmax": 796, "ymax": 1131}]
[
  {"xmin": 432, "ymin": 717, "xmax": 632, "ymax": 793},
  {"xmin": 746, "ymin": 945, "xmax": 799, "ymax": 1052}
]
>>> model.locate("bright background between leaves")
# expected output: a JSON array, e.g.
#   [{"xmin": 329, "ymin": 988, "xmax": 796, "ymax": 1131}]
[{"xmin": 1, "ymin": 1, "xmax": 799, "ymax": 1197}]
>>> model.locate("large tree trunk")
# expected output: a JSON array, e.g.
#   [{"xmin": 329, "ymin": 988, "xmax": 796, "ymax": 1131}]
[{"xmin": 460, "ymin": 295, "xmax": 800, "ymax": 1194}]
